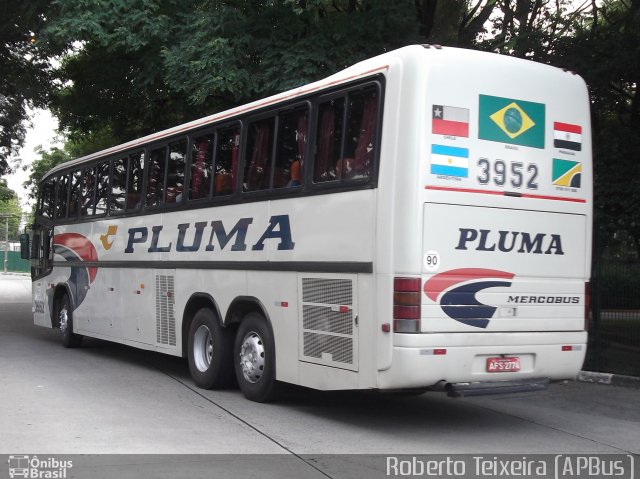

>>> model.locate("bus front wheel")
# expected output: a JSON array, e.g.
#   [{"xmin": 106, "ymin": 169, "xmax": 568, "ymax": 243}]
[
  {"xmin": 187, "ymin": 308, "xmax": 235, "ymax": 389},
  {"xmin": 234, "ymin": 313, "xmax": 278, "ymax": 402},
  {"xmin": 56, "ymin": 293, "xmax": 82, "ymax": 348}
]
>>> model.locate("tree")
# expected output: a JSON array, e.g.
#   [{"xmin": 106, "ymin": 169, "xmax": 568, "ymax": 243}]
[
  {"xmin": 552, "ymin": 0, "xmax": 640, "ymax": 255},
  {"xmin": 43, "ymin": 0, "xmax": 501, "ymax": 149},
  {"xmin": 22, "ymin": 145, "xmax": 72, "ymax": 205},
  {"xmin": 0, "ymin": 1, "xmax": 55, "ymax": 178},
  {"xmin": 0, "ymin": 180, "xmax": 24, "ymax": 239}
]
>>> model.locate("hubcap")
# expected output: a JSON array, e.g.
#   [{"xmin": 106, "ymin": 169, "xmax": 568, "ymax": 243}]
[
  {"xmin": 59, "ymin": 306, "xmax": 69, "ymax": 335},
  {"xmin": 193, "ymin": 325, "xmax": 214, "ymax": 372},
  {"xmin": 239, "ymin": 331, "xmax": 265, "ymax": 384}
]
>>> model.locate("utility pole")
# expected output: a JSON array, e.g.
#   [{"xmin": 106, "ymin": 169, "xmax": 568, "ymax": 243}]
[{"xmin": 0, "ymin": 213, "xmax": 8, "ymax": 274}]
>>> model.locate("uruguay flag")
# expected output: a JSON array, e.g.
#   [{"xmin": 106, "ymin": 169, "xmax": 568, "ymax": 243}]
[{"xmin": 430, "ymin": 144, "xmax": 469, "ymax": 177}]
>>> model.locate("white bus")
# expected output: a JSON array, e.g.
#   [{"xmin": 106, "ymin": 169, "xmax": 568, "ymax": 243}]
[{"xmin": 24, "ymin": 45, "xmax": 591, "ymax": 402}]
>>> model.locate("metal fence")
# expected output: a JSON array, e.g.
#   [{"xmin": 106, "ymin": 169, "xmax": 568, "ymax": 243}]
[
  {"xmin": 3, "ymin": 251, "xmax": 30, "ymax": 273},
  {"xmin": 584, "ymin": 225, "xmax": 640, "ymax": 377}
]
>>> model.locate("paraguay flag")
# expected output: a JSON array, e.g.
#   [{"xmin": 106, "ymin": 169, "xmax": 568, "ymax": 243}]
[
  {"xmin": 430, "ymin": 144, "xmax": 469, "ymax": 177},
  {"xmin": 432, "ymin": 105, "xmax": 469, "ymax": 137},
  {"xmin": 554, "ymin": 122, "xmax": 582, "ymax": 151}
]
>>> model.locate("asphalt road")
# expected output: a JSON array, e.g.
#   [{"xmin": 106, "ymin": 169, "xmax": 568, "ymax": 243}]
[{"xmin": 1, "ymin": 273, "xmax": 638, "ymax": 478}]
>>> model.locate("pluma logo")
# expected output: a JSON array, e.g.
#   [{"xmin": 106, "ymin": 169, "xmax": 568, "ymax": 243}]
[{"xmin": 424, "ymin": 268, "xmax": 515, "ymax": 328}]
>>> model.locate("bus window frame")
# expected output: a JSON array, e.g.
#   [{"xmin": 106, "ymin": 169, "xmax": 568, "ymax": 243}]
[
  {"xmin": 34, "ymin": 74, "xmax": 384, "ymax": 225},
  {"xmin": 309, "ymin": 80, "xmax": 382, "ymax": 191}
]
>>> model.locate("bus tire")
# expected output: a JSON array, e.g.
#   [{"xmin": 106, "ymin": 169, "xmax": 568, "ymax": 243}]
[
  {"xmin": 234, "ymin": 313, "xmax": 278, "ymax": 403},
  {"xmin": 187, "ymin": 308, "xmax": 235, "ymax": 389},
  {"xmin": 57, "ymin": 293, "xmax": 82, "ymax": 348}
]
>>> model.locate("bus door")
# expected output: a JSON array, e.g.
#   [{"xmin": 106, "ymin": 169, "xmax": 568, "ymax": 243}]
[{"xmin": 28, "ymin": 223, "xmax": 54, "ymax": 327}]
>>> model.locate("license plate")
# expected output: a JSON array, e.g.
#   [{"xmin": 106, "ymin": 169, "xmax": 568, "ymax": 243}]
[{"xmin": 486, "ymin": 357, "xmax": 521, "ymax": 372}]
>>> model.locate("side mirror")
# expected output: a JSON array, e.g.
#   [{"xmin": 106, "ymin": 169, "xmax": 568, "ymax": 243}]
[{"xmin": 19, "ymin": 233, "xmax": 30, "ymax": 260}]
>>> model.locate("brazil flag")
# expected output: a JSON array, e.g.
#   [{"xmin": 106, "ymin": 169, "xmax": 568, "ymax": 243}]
[{"xmin": 479, "ymin": 95, "xmax": 545, "ymax": 149}]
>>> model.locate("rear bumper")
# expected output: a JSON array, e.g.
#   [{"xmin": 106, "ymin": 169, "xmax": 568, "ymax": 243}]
[
  {"xmin": 446, "ymin": 377, "xmax": 550, "ymax": 397},
  {"xmin": 377, "ymin": 331, "xmax": 587, "ymax": 389}
]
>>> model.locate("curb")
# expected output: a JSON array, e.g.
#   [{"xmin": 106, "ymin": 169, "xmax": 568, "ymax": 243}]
[{"xmin": 578, "ymin": 371, "xmax": 640, "ymax": 389}]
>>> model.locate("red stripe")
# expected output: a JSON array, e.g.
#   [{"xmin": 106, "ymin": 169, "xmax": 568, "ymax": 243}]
[
  {"xmin": 432, "ymin": 119, "xmax": 469, "ymax": 137},
  {"xmin": 425, "ymin": 185, "xmax": 587, "ymax": 203},
  {"xmin": 424, "ymin": 268, "xmax": 514, "ymax": 302},
  {"xmin": 554, "ymin": 122, "xmax": 582, "ymax": 134}
]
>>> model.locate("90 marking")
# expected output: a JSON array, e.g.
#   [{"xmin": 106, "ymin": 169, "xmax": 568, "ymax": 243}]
[{"xmin": 477, "ymin": 158, "xmax": 539, "ymax": 190}]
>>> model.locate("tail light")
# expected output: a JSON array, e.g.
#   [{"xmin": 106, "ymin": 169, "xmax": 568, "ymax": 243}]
[
  {"xmin": 584, "ymin": 281, "xmax": 590, "ymax": 332},
  {"xmin": 393, "ymin": 277, "xmax": 421, "ymax": 333}
]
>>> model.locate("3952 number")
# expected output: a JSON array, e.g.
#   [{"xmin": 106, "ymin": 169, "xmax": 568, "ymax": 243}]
[{"xmin": 477, "ymin": 158, "xmax": 538, "ymax": 190}]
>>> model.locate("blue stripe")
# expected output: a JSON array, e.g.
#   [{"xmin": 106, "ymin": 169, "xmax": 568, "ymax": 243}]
[
  {"xmin": 431, "ymin": 144, "xmax": 469, "ymax": 158},
  {"xmin": 431, "ymin": 164, "xmax": 468, "ymax": 177}
]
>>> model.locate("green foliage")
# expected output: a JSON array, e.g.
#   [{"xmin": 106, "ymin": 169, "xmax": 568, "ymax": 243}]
[
  {"xmin": 0, "ymin": 195, "xmax": 24, "ymax": 239},
  {"xmin": 0, "ymin": 179, "xmax": 18, "ymax": 202},
  {"xmin": 23, "ymin": 145, "xmax": 72, "ymax": 204},
  {"xmin": 42, "ymin": 0, "xmax": 500, "ymax": 146},
  {"xmin": 0, "ymin": 1, "xmax": 56, "ymax": 176},
  {"xmin": 552, "ymin": 0, "xmax": 640, "ymax": 245}
]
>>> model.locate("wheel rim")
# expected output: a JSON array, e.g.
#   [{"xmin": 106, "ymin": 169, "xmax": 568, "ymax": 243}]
[
  {"xmin": 239, "ymin": 331, "xmax": 265, "ymax": 384},
  {"xmin": 193, "ymin": 325, "xmax": 214, "ymax": 372},
  {"xmin": 59, "ymin": 304, "xmax": 69, "ymax": 335}
]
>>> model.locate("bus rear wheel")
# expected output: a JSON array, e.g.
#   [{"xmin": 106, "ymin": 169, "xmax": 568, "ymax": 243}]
[
  {"xmin": 56, "ymin": 293, "xmax": 82, "ymax": 348},
  {"xmin": 187, "ymin": 308, "xmax": 235, "ymax": 389},
  {"xmin": 234, "ymin": 313, "xmax": 278, "ymax": 402}
]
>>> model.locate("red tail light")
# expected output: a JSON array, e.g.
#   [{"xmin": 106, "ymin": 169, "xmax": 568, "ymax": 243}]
[
  {"xmin": 584, "ymin": 281, "xmax": 590, "ymax": 332},
  {"xmin": 393, "ymin": 277, "xmax": 421, "ymax": 333}
]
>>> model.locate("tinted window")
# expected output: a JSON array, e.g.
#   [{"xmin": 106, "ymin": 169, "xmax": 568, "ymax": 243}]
[
  {"xmin": 341, "ymin": 87, "xmax": 378, "ymax": 181},
  {"xmin": 54, "ymin": 174, "xmax": 69, "ymax": 219},
  {"xmin": 81, "ymin": 167, "xmax": 96, "ymax": 216},
  {"xmin": 215, "ymin": 125, "xmax": 240, "ymax": 196},
  {"xmin": 95, "ymin": 162, "xmax": 110, "ymax": 216},
  {"xmin": 314, "ymin": 98, "xmax": 345, "ymax": 183},
  {"xmin": 68, "ymin": 171, "xmax": 81, "ymax": 218},
  {"xmin": 146, "ymin": 146, "xmax": 167, "ymax": 208},
  {"xmin": 166, "ymin": 139, "xmax": 187, "ymax": 204},
  {"xmin": 244, "ymin": 118, "xmax": 274, "ymax": 192},
  {"xmin": 111, "ymin": 157, "xmax": 127, "ymax": 214},
  {"xmin": 127, "ymin": 151, "xmax": 144, "ymax": 211},
  {"xmin": 275, "ymin": 108, "xmax": 308, "ymax": 188},
  {"xmin": 190, "ymin": 133, "xmax": 214, "ymax": 200},
  {"xmin": 41, "ymin": 179, "xmax": 55, "ymax": 219},
  {"xmin": 313, "ymin": 86, "xmax": 378, "ymax": 183}
]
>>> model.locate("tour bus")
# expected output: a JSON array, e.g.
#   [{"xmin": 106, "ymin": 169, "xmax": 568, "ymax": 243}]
[{"xmin": 23, "ymin": 45, "xmax": 591, "ymax": 402}]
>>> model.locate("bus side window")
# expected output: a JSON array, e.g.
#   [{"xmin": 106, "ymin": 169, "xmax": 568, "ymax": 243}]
[
  {"xmin": 189, "ymin": 133, "xmax": 214, "ymax": 200},
  {"xmin": 110, "ymin": 157, "xmax": 127, "ymax": 214},
  {"xmin": 314, "ymin": 98, "xmax": 345, "ymax": 183},
  {"xmin": 41, "ymin": 179, "xmax": 55, "ymax": 219},
  {"xmin": 215, "ymin": 126, "xmax": 239, "ymax": 196},
  {"xmin": 68, "ymin": 171, "xmax": 81, "ymax": 218},
  {"xmin": 95, "ymin": 161, "xmax": 110, "ymax": 216},
  {"xmin": 54, "ymin": 174, "xmax": 69, "ymax": 220},
  {"xmin": 81, "ymin": 167, "xmax": 96, "ymax": 216},
  {"xmin": 275, "ymin": 107, "xmax": 307, "ymax": 189},
  {"xmin": 127, "ymin": 151, "xmax": 144, "ymax": 211},
  {"xmin": 244, "ymin": 118, "xmax": 274, "ymax": 192},
  {"xmin": 166, "ymin": 139, "xmax": 187, "ymax": 204},
  {"xmin": 146, "ymin": 146, "xmax": 167, "ymax": 208},
  {"xmin": 341, "ymin": 87, "xmax": 378, "ymax": 181}
]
